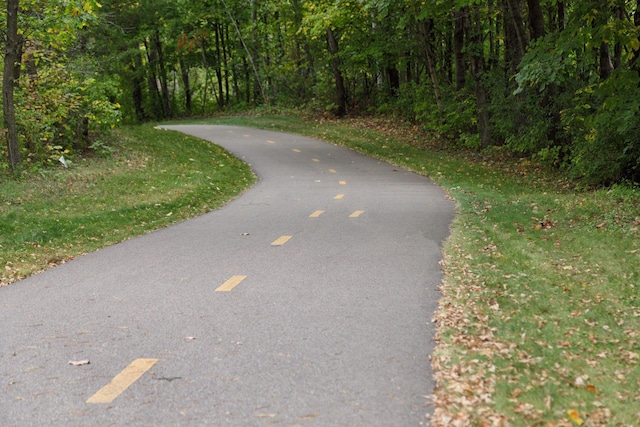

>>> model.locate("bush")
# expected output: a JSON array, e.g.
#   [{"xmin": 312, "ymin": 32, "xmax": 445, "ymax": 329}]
[
  {"xmin": 563, "ymin": 70, "xmax": 640, "ymax": 184},
  {"xmin": 14, "ymin": 63, "xmax": 121, "ymax": 167}
]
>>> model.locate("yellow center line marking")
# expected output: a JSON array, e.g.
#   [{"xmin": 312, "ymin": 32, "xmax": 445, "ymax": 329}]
[
  {"xmin": 334, "ymin": 194, "xmax": 345, "ymax": 200},
  {"xmin": 309, "ymin": 210, "xmax": 325, "ymax": 218},
  {"xmin": 350, "ymin": 210, "xmax": 365, "ymax": 218},
  {"xmin": 216, "ymin": 275, "xmax": 247, "ymax": 292},
  {"xmin": 292, "ymin": 148, "xmax": 301, "ymax": 153},
  {"xmin": 312, "ymin": 158, "xmax": 320, "ymax": 162},
  {"xmin": 87, "ymin": 358, "xmax": 158, "ymax": 404},
  {"xmin": 267, "ymin": 140, "xmax": 276, "ymax": 144},
  {"xmin": 329, "ymin": 169, "xmax": 336, "ymax": 173},
  {"xmin": 243, "ymin": 134, "xmax": 251, "ymax": 137},
  {"xmin": 271, "ymin": 235, "xmax": 292, "ymax": 246},
  {"xmin": 339, "ymin": 180, "xmax": 347, "ymax": 185}
]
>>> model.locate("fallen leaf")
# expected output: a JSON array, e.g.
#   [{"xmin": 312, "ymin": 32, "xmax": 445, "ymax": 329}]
[
  {"xmin": 68, "ymin": 359, "xmax": 90, "ymax": 366},
  {"xmin": 567, "ymin": 409, "xmax": 583, "ymax": 425}
]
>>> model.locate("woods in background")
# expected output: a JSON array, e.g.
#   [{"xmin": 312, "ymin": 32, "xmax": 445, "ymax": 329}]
[{"xmin": 3, "ymin": 0, "xmax": 640, "ymax": 184}]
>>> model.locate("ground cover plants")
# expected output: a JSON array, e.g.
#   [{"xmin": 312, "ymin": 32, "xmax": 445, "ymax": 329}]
[
  {"xmin": 1, "ymin": 113, "xmax": 638, "ymax": 425},
  {"xmin": 0, "ymin": 124, "xmax": 255, "ymax": 285}
]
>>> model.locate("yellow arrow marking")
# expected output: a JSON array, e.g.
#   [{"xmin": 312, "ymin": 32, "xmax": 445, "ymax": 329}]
[
  {"xmin": 271, "ymin": 235, "xmax": 292, "ymax": 246},
  {"xmin": 334, "ymin": 194, "xmax": 345, "ymax": 200},
  {"xmin": 350, "ymin": 210, "xmax": 365, "ymax": 218},
  {"xmin": 309, "ymin": 210, "xmax": 325, "ymax": 218},
  {"xmin": 87, "ymin": 358, "xmax": 158, "ymax": 404},
  {"xmin": 216, "ymin": 275, "xmax": 247, "ymax": 292}
]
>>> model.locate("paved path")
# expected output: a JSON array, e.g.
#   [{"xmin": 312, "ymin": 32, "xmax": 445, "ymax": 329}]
[{"xmin": 0, "ymin": 126, "xmax": 454, "ymax": 426}]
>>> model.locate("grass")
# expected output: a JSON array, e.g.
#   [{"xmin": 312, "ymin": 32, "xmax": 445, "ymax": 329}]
[
  {"xmin": 0, "ymin": 124, "xmax": 256, "ymax": 285},
  {"xmin": 2, "ymin": 111, "xmax": 638, "ymax": 425}
]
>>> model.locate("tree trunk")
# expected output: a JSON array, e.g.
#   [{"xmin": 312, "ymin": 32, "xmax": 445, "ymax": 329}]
[
  {"xmin": 131, "ymin": 53, "xmax": 146, "ymax": 121},
  {"xmin": 632, "ymin": 0, "xmax": 640, "ymax": 75},
  {"xmin": 326, "ymin": 27, "xmax": 347, "ymax": 117},
  {"xmin": 453, "ymin": 8, "xmax": 467, "ymax": 90},
  {"xmin": 469, "ymin": 5, "xmax": 491, "ymax": 147},
  {"xmin": 152, "ymin": 31, "xmax": 171, "ymax": 118},
  {"xmin": 3, "ymin": 0, "xmax": 21, "ymax": 170},
  {"xmin": 223, "ymin": 24, "xmax": 231, "ymax": 106},
  {"xmin": 420, "ymin": 18, "xmax": 443, "ymax": 114},
  {"xmin": 504, "ymin": 0, "xmax": 528, "ymax": 68},
  {"xmin": 526, "ymin": 0, "xmax": 545, "ymax": 40},
  {"xmin": 179, "ymin": 59, "xmax": 192, "ymax": 113},
  {"xmin": 387, "ymin": 66, "xmax": 400, "ymax": 96},
  {"xmin": 600, "ymin": 43, "xmax": 613, "ymax": 80},
  {"xmin": 214, "ymin": 23, "xmax": 224, "ymax": 109}
]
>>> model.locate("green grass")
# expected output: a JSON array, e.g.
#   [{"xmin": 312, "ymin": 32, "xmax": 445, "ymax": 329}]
[
  {"xmin": 2, "ymin": 112, "xmax": 638, "ymax": 425},
  {"xmin": 184, "ymin": 111, "xmax": 639, "ymax": 426},
  {"xmin": 0, "ymin": 124, "xmax": 256, "ymax": 285}
]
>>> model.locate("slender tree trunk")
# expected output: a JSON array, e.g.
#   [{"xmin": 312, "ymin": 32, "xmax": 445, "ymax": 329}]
[
  {"xmin": 420, "ymin": 18, "xmax": 443, "ymax": 113},
  {"xmin": 557, "ymin": 2, "xmax": 565, "ymax": 31},
  {"xmin": 144, "ymin": 39, "xmax": 163, "ymax": 118},
  {"xmin": 3, "ymin": 0, "xmax": 21, "ymax": 170},
  {"xmin": 632, "ymin": 0, "xmax": 640, "ymax": 75},
  {"xmin": 469, "ymin": 5, "xmax": 491, "ymax": 147},
  {"xmin": 179, "ymin": 59, "xmax": 192, "ymax": 113},
  {"xmin": 453, "ymin": 8, "xmax": 467, "ymax": 90},
  {"xmin": 131, "ymin": 53, "xmax": 146, "ymax": 122},
  {"xmin": 214, "ymin": 22, "xmax": 225, "ymax": 109},
  {"xmin": 152, "ymin": 31, "xmax": 171, "ymax": 118},
  {"xmin": 223, "ymin": 24, "xmax": 230, "ymax": 105},
  {"xmin": 326, "ymin": 27, "xmax": 347, "ymax": 117}
]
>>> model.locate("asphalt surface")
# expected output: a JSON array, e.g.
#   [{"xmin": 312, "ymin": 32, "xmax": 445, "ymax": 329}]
[{"xmin": 0, "ymin": 125, "xmax": 454, "ymax": 426}]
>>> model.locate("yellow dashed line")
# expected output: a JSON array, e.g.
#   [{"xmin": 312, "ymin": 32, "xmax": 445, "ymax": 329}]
[
  {"xmin": 334, "ymin": 194, "xmax": 345, "ymax": 200},
  {"xmin": 350, "ymin": 210, "xmax": 365, "ymax": 218},
  {"xmin": 267, "ymin": 140, "xmax": 276, "ymax": 144},
  {"xmin": 312, "ymin": 158, "xmax": 320, "ymax": 162},
  {"xmin": 309, "ymin": 210, "xmax": 325, "ymax": 218},
  {"xmin": 216, "ymin": 275, "xmax": 247, "ymax": 292},
  {"xmin": 329, "ymin": 169, "xmax": 336, "ymax": 173},
  {"xmin": 271, "ymin": 235, "xmax": 292, "ymax": 246},
  {"xmin": 292, "ymin": 148, "xmax": 301, "ymax": 153},
  {"xmin": 339, "ymin": 180, "xmax": 347, "ymax": 185},
  {"xmin": 87, "ymin": 358, "xmax": 158, "ymax": 404}
]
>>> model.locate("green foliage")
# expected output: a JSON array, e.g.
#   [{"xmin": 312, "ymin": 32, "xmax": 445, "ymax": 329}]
[
  {"xmin": 563, "ymin": 70, "xmax": 640, "ymax": 183},
  {"xmin": 14, "ymin": 65, "xmax": 121, "ymax": 167}
]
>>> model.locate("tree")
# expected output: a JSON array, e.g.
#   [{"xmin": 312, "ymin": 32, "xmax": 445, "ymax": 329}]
[{"xmin": 3, "ymin": 0, "xmax": 21, "ymax": 170}]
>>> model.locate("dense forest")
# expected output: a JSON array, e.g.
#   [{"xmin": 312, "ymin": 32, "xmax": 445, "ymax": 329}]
[{"xmin": 2, "ymin": 0, "xmax": 640, "ymax": 184}]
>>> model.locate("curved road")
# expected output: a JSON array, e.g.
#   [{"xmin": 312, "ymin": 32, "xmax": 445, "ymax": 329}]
[{"xmin": 0, "ymin": 126, "xmax": 454, "ymax": 426}]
